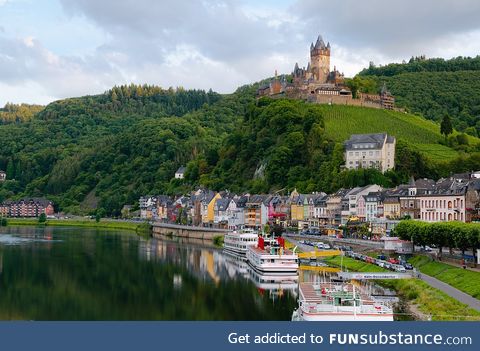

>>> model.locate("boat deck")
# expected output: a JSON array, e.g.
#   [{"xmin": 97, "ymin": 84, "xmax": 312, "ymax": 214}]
[
  {"xmin": 299, "ymin": 282, "xmax": 375, "ymax": 305},
  {"xmin": 249, "ymin": 246, "xmax": 295, "ymax": 256}
]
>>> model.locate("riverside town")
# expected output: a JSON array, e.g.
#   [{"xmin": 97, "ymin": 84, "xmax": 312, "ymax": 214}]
[{"xmin": 2, "ymin": 24, "xmax": 480, "ymax": 325}]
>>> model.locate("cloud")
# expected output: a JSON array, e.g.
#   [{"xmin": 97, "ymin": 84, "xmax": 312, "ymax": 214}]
[
  {"xmin": 290, "ymin": 0, "xmax": 480, "ymax": 58},
  {"xmin": 2, "ymin": 0, "xmax": 480, "ymax": 105},
  {"xmin": 0, "ymin": 34, "xmax": 124, "ymax": 103}
]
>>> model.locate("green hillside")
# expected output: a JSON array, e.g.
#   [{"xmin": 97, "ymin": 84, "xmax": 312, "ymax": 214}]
[
  {"xmin": 318, "ymin": 105, "xmax": 476, "ymax": 161},
  {"xmin": 358, "ymin": 56, "xmax": 480, "ymax": 135},
  {"xmin": 2, "ymin": 82, "xmax": 480, "ymax": 216}
]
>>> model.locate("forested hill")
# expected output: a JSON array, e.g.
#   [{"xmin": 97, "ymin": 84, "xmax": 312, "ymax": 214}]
[
  {"xmin": 359, "ymin": 55, "xmax": 480, "ymax": 76},
  {"xmin": 2, "ymin": 81, "xmax": 480, "ymax": 216},
  {"xmin": 0, "ymin": 103, "xmax": 44, "ymax": 124},
  {"xmin": 358, "ymin": 56, "xmax": 480, "ymax": 135},
  {"xmin": 0, "ymin": 85, "xmax": 247, "ymax": 215}
]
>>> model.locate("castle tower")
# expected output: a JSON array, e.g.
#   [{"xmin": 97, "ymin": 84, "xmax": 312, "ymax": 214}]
[{"xmin": 310, "ymin": 35, "xmax": 330, "ymax": 83}]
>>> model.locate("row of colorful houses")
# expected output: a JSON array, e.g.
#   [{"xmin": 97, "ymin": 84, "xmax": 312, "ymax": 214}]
[
  {"xmin": 139, "ymin": 172, "xmax": 480, "ymax": 230},
  {"xmin": 0, "ymin": 198, "xmax": 55, "ymax": 218}
]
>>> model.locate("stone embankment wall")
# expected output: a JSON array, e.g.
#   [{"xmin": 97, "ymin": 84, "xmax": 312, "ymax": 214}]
[{"xmin": 152, "ymin": 222, "xmax": 228, "ymax": 240}]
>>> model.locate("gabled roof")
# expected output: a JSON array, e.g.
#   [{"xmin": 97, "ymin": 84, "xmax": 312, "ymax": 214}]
[
  {"xmin": 215, "ymin": 198, "xmax": 231, "ymax": 211},
  {"xmin": 233, "ymin": 195, "xmax": 249, "ymax": 208},
  {"xmin": 344, "ymin": 133, "xmax": 395, "ymax": 150},
  {"xmin": 247, "ymin": 195, "xmax": 269, "ymax": 205},
  {"xmin": 175, "ymin": 166, "xmax": 186, "ymax": 174}
]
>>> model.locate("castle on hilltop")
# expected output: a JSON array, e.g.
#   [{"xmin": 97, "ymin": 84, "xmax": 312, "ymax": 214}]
[{"xmin": 257, "ymin": 35, "xmax": 395, "ymax": 110}]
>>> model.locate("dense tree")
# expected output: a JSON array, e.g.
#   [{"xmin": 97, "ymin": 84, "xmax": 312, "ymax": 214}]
[
  {"xmin": 441, "ymin": 114, "xmax": 453, "ymax": 140},
  {"xmin": 0, "ymin": 103, "xmax": 44, "ymax": 124},
  {"xmin": 395, "ymin": 220, "xmax": 480, "ymax": 260}
]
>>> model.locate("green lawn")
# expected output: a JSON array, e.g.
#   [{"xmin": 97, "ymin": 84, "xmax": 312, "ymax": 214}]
[
  {"xmin": 410, "ymin": 255, "xmax": 480, "ymax": 299},
  {"xmin": 320, "ymin": 105, "xmax": 475, "ymax": 161},
  {"xmin": 4, "ymin": 218, "xmax": 150, "ymax": 232},
  {"xmin": 324, "ymin": 255, "xmax": 387, "ymax": 272},
  {"xmin": 324, "ymin": 255, "xmax": 480, "ymax": 321}
]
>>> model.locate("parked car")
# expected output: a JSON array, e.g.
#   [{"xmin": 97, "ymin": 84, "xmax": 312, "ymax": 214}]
[
  {"xmin": 323, "ymin": 243, "xmax": 331, "ymax": 249},
  {"xmin": 377, "ymin": 261, "xmax": 386, "ymax": 268},
  {"xmin": 384, "ymin": 262, "xmax": 393, "ymax": 270},
  {"xmin": 393, "ymin": 265, "xmax": 406, "ymax": 273},
  {"xmin": 403, "ymin": 263, "xmax": 414, "ymax": 270},
  {"xmin": 388, "ymin": 258, "xmax": 399, "ymax": 264},
  {"xmin": 377, "ymin": 254, "xmax": 387, "ymax": 261}
]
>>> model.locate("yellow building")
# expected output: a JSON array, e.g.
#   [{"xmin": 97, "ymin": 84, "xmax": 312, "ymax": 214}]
[
  {"xmin": 290, "ymin": 191, "xmax": 305, "ymax": 222},
  {"xmin": 205, "ymin": 193, "xmax": 221, "ymax": 223},
  {"xmin": 383, "ymin": 195, "xmax": 401, "ymax": 219}
]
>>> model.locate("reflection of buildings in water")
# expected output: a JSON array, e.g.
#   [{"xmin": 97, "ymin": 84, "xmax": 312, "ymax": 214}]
[
  {"xmin": 200, "ymin": 250, "xmax": 220, "ymax": 284},
  {"xmin": 173, "ymin": 274, "xmax": 183, "ymax": 289},
  {"xmin": 138, "ymin": 238, "xmax": 250, "ymax": 283},
  {"xmin": 248, "ymin": 267, "xmax": 298, "ymax": 300}
]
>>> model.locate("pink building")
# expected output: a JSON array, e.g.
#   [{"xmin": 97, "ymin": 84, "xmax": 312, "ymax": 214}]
[
  {"xmin": 356, "ymin": 195, "xmax": 366, "ymax": 221},
  {"xmin": 418, "ymin": 194, "xmax": 466, "ymax": 222}
]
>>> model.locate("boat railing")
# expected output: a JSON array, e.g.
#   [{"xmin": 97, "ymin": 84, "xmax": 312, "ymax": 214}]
[{"xmin": 303, "ymin": 301, "xmax": 391, "ymax": 314}]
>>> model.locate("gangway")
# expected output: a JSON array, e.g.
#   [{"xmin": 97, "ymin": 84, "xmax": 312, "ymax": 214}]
[
  {"xmin": 297, "ymin": 250, "xmax": 342, "ymax": 259},
  {"xmin": 298, "ymin": 265, "xmax": 340, "ymax": 273}
]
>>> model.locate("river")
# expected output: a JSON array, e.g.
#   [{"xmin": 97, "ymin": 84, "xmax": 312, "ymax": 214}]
[{"xmin": 0, "ymin": 226, "xmax": 403, "ymax": 320}]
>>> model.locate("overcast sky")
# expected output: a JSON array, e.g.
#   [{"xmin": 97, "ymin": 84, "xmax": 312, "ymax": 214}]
[{"xmin": 1, "ymin": 0, "xmax": 480, "ymax": 105}]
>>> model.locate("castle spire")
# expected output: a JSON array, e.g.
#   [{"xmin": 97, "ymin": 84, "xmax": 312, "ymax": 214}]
[{"xmin": 315, "ymin": 35, "xmax": 325, "ymax": 49}]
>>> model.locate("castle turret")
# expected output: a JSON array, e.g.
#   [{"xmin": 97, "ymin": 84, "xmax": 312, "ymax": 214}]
[{"xmin": 310, "ymin": 34, "xmax": 331, "ymax": 83}]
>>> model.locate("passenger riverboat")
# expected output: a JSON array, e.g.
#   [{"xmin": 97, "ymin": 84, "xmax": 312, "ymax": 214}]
[
  {"xmin": 291, "ymin": 282, "xmax": 394, "ymax": 321},
  {"xmin": 223, "ymin": 228, "xmax": 259, "ymax": 255},
  {"xmin": 246, "ymin": 236, "xmax": 299, "ymax": 275}
]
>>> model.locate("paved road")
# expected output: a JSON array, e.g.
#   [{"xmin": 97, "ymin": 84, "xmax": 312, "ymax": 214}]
[{"xmin": 419, "ymin": 273, "xmax": 480, "ymax": 312}]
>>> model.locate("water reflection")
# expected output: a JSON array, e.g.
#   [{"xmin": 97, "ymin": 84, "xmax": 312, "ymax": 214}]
[{"xmin": 0, "ymin": 227, "xmax": 296, "ymax": 320}]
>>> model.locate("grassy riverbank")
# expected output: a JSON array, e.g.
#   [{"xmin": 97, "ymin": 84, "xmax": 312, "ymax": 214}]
[
  {"xmin": 410, "ymin": 255, "xmax": 480, "ymax": 299},
  {"xmin": 4, "ymin": 218, "xmax": 151, "ymax": 233},
  {"xmin": 324, "ymin": 255, "xmax": 480, "ymax": 321}
]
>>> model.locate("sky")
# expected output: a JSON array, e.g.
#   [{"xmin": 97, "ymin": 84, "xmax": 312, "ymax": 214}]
[{"xmin": 1, "ymin": 0, "xmax": 480, "ymax": 105}]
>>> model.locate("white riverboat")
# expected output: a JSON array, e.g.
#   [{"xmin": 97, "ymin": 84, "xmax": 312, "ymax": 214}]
[
  {"xmin": 246, "ymin": 236, "xmax": 298, "ymax": 275},
  {"xmin": 223, "ymin": 228, "xmax": 259, "ymax": 255},
  {"xmin": 291, "ymin": 282, "xmax": 394, "ymax": 321}
]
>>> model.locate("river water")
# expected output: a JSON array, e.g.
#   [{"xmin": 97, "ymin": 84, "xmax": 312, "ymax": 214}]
[
  {"xmin": 0, "ymin": 226, "xmax": 402, "ymax": 320},
  {"xmin": 0, "ymin": 226, "xmax": 299, "ymax": 320}
]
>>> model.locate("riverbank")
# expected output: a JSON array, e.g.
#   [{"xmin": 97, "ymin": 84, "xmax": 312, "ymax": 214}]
[
  {"xmin": 324, "ymin": 255, "xmax": 480, "ymax": 321},
  {"xmin": 410, "ymin": 255, "xmax": 480, "ymax": 299},
  {"xmin": 4, "ymin": 218, "xmax": 151, "ymax": 233}
]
